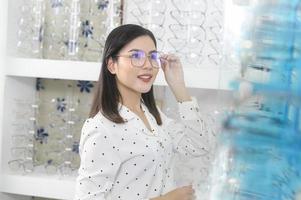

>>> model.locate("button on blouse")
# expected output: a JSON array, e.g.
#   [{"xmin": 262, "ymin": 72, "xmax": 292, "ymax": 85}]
[{"xmin": 74, "ymin": 98, "xmax": 210, "ymax": 200}]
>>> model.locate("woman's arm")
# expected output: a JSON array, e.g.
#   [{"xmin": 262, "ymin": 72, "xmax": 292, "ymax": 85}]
[
  {"xmin": 160, "ymin": 54, "xmax": 211, "ymax": 157},
  {"xmin": 160, "ymin": 54, "xmax": 191, "ymax": 103},
  {"xmin": 158, "ymin": 98, "xmax": 210, "ymax": 158}
]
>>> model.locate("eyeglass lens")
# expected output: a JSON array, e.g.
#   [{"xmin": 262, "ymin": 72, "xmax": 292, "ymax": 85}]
[{"xmin": 131, "ymin": 50, "xmax": 161, "ymax": 68}]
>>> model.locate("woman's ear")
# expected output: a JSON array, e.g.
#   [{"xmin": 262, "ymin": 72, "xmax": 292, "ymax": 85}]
[{"xmin": 107, "ymin": 57, "xmax": 117, "ymax": 74}]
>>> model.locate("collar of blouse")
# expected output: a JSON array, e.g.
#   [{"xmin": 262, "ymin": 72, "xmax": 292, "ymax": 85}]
[
  {"xmin": 117, "ymin": 99, "xmax": 146, "ymax": 122},
  {"xmin": 117, "ymin": 101, "xmax": 160, "ymax": 136}
]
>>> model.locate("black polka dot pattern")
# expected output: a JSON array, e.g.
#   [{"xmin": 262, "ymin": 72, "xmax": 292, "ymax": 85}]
[{"xmin": 74, "ymin": 99, "xmax": 210, "ymax": 200}]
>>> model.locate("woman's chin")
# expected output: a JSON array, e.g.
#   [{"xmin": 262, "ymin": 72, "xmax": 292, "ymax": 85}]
[{"xmin": 136, "ymin": 85, "xmax": 153, "ymax": 94}]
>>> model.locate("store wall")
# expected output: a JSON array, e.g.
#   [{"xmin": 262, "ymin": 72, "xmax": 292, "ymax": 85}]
[
  {"xmin": 0, "ymin": 1, "xmax": 11, "ymax": 199},
  {"xmin": 0, "ymin": 0, "xmax": 6, "ymax": 179}
]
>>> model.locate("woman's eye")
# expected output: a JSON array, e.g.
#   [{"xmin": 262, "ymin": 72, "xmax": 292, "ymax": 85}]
[
  {"xmin": 131, "ymin": 51, "xmax": 144, "ymax": 59},
  {"xmin": 151, "ymin": 53, "xmax": 159, "ymax": 60}
]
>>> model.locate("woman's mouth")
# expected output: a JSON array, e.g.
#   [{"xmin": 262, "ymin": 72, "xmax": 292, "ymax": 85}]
[{"xmin": 137, "ymin": 74, "xmax": 153, "ymax": 83}]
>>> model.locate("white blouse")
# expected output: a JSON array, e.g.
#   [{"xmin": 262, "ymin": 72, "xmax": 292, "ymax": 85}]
[{"xmin": 74, "ymin": 98, "xmax": 210, "ymax": 200}]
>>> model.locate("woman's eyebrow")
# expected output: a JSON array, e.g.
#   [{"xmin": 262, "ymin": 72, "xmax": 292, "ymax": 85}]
[
  {"xmin": 149, "ymin": 50, "xmax": 158, "ymax": 53},
  {"xmin": 128, "ymin": 49, "xmax": 142, "ymax": 52},
  {"xmin": 127, "ymin": 49, "xmax": 158, "ymax": 53}
]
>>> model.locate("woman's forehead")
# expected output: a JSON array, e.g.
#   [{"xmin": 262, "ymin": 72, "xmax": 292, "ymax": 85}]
[{"xmin": 121, "ymin": 36, "xmax": 156, "ymax": 52}]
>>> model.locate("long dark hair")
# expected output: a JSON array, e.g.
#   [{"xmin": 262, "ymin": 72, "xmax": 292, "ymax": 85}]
[{"xmin": 89, "ymin": 24, "xmax": 162, "ymax": 125}]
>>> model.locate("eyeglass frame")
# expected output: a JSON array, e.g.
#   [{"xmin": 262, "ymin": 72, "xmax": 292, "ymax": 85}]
[
  {"xmin": 114, "ymin": 49, "xmax": 164, "ymax": 69},
  {"xmin": 8, "ymin": 158, "xmax": 34, "ymax": 173}
]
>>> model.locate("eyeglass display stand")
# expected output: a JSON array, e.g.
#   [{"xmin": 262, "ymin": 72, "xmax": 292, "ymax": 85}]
[{"xmin": 123, "ymin": 0, "xmax": 239, "ymax": 90}]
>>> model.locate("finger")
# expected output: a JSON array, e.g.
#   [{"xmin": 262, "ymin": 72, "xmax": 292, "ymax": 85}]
[
  {"xmin": 160, "ymin": 54, "xmax": 169, "ymax": 60},
  {"xmin": 167, "ymin": 53, "xmax": 179, "ymax": 60},
  {"xmin": 160, "ymin": 59, "xmax": 168, "ymax": 71},
  {"xmin": 181, "ymin": 185, "xmax": 192, "ymax": 188},
  {"xmin": 166, "ymin": 56, "xmax": 178, "ymax": 62},
  {"xmin": 161, "ymin": 64, "xmax": 166, "ymax": 72},
  {"xmin": 185, "ymin": 186, "xmax": 195, "ymax": 194},
  {"xmin": 160, "ymin": 57, "xmax": 168, "ymax": 65},
  {"xmin": 163, "ymin": 54, "xmax": 178, "ymax": 62},
  {"xmin": 187, "ymin": 188, "xmax": 195, "ymax": 195},
  {"xmin": 183, "ymin": 184, "xmax": 192, "ymax": 188},
  {"xmin": 188, "ymin": 189, "xmax": 196, "ymax": 198},
  {"xmin": 182, "ymin": 185, "xmax": 193, "ymax": 192}
]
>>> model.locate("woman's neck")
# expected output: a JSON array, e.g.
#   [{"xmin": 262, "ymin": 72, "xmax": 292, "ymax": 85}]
[{"xmin": 118, "ymin": 83, "xmax": 142, "ymax": 113}]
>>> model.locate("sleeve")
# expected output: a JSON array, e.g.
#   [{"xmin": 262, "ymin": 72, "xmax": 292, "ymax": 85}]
[
  {"xmin": 160, "ymin": 97, "xmax": 211, "ymax": 158},
  {"xmin": 74, "ymin": 119, "xmax": 121, "ymax": 200}
]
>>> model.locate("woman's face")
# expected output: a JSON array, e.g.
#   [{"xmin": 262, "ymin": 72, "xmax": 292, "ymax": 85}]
[{"xmin": 109, "ymin": 35, "xmax": 159, "ymax": 94}]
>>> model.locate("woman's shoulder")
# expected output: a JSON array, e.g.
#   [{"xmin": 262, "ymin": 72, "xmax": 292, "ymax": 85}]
[
  {"xmin": 79, "ymin": 112, "xmax": 116, "ymax": 153},
  {"xmin": 81, "ymin": 112, "xmax": 110, "ymax": 138},
  {"xmin": 83, "ymin": 110, "xmax": 117, "ymax": 130},
  {"xmin": 82, "ymin": 111, "xmax": 103, "ymax": 127}
]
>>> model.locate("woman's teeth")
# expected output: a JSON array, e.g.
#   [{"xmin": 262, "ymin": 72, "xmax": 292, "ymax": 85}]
[
  {"xmin": 138, "ymin": 75, "xmax": 152, "ymax": 79},
  {"xmin": 138, "ymin": 75, "xmax": 152, "ymax": 82}
]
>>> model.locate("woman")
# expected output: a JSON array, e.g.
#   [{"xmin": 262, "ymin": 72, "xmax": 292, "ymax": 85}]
[{"xmin": 74, "ymin": 24, "xmax": 209, "ymax": 200}]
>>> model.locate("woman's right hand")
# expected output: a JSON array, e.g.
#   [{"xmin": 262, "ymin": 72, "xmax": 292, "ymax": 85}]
[{"xmin": 151, "ymin": 185, "xmax": 195, "ymax": 200}]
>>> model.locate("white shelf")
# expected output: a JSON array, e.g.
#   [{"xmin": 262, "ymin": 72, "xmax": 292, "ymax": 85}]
[
  {"xmin": 5, "ymin": 57, "xmax": 237, "ymax": 90},
  {"xmin": 6, "ymin": 57, "xmax": 101, "ymax": 81},
  {"xmin": 0, "ymin": 174, "xmax": 76, "ymax": 200}
]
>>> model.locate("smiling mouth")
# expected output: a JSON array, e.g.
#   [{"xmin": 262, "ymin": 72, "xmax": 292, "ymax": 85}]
[{"xmin": 137, "ymin": 75, "xmax": 152, "ymax": 82}]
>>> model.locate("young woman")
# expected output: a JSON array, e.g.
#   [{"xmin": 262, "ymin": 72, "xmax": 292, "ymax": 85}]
[{"xmin": 74, "ymin": 24, "xmax": 209, "ymax": 200}]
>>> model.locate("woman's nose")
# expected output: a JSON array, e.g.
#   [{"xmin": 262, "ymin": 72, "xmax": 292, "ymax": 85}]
[{"xmin": 142, "ymin": 57, "xmax": 153, "ymax": 69}]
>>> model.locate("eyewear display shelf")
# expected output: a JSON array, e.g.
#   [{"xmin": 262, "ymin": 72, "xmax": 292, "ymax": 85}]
[{"xmin": 0, "ymin": 1, "xmax": 236, "ymax": 200}]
